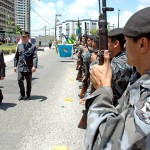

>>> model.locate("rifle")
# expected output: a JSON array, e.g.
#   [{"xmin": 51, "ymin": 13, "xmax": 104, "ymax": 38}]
[
  {"xmin": 78, "ymin": 22, "xmax": 89, "ymax": 129},
  {"xmin": 98, "ymin": 0, "xmax": 114, "ymax": 65},
  {"xmin": 78, "ymin": 0, "xmax": 114, "ymax": 130},
  {"xmin": 84, "ymin": 22, "xmax": 88, "ymax": 47}
]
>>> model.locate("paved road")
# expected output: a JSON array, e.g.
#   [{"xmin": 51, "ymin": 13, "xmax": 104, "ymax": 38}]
[{"xmin": 0, "ymin": 47, "xmax": 86, "ymax": 150}]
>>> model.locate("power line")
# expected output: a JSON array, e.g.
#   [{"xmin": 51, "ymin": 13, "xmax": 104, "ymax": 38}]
[{"xmin": 31, "ymin": 5, "xmax": 54, "ymax": 28}]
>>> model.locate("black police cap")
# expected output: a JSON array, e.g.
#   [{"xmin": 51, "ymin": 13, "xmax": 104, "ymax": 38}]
[
  {"xmin": 108, "ymin": 28, "xmax": 124, "ymax": 37},
  {"xmin": 82, "ymin": 34, "xmax": 89, "ymax": 37},
  {"xmin": 21, "ymin": 31, "xmax": 30, "ymax": 37},
  {"xmin": 124, "ymin": 7, "xmax": 150, "ymax": 37},
  {"xmin": 89, "ymin": 35, "xmax": 99, "ymax": 41}
]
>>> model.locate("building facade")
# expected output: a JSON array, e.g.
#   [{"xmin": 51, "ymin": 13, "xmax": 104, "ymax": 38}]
[
  {"xmin": 56, "ymin": 19, "xmax": 98, "ymax": 41},
  {"xmin": 0, "ymin": 0, "xmax": 15, "ymax": 38},
  {"xmin": 15, "ymin": 0, "xmax": 30, "ymax": 32}
]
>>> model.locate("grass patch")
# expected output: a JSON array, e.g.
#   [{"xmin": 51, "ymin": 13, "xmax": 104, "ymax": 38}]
[
  {"xmin": 0, "ymin": 43, "xmax": 17, "ymax": 50},
  {"xmin": 0, "ymin": 44, "xmax": 17, "ymax": 54}
]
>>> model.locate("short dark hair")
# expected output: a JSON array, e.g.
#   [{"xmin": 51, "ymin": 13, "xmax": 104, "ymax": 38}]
[
  {"xmin": 130, "ymin": 33, "xmax": 150, "ymax": 42},
  {"xmin": 110, "ymin": 34, "xmax": 125, "ymax": 49}
]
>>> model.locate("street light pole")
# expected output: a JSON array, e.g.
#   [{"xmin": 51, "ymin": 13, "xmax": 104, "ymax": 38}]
[
  {"xmin": 118, "ymin": 9, "xmax": 120, "ymax": 28},
  {"xmin": 29, "ymin": 0, "xmax": 31, "ymax": 33},
  {"xmin": 45, "ymin": 26, "xmax": 46, "ymax": 45},
  {"xmin": 29, "ymin": 0, "xmax": 40, "ymax": 34},
  {"xmin": 55, "ymin": 15, "xmax": 57, "ymax": 42}
]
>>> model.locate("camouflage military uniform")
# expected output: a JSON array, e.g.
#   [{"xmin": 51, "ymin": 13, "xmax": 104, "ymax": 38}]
[
  {"xmin": 85, "ymin": 50, "xmax": 132, "ymax": 107},
  {"xmin": 85, "ymin": 71, "xmax": 150, "ymax": 150},
  {"xmin": 111, "ymin": 50, "xmax": 133, "ymax": 106},
  {"xmin": 84, "ymin": 60, "xmax": 98, "ymax": 98}
]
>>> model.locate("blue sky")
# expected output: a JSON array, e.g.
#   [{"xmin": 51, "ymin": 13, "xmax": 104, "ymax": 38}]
[{"xmin": 31, "ymin": 0, "xmax": 150, "ymax": 36}]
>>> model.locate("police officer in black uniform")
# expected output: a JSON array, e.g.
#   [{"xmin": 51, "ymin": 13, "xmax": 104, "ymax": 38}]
[
  {"xmin": 14, "ymin": 31, "xmax": 38, "ymax": 100},
  {"xmin": 0, "ymin": 50, "xmax": 5, "ymax": 105}
]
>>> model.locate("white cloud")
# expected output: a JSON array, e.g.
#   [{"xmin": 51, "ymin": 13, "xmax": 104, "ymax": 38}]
[
  {"xmin": 56, "ymin": 0, "xmax": 64, "ymax": 9},
  {"xmin": 31, "ymin": 0, "xmax": 150, "ymax": 36},
  {"xmin": 139, "ymin": 0, "xmax": 150, "ymax": 6},
  {"xmin": 31, "ymin": 0, "xmax": 56, "ymax": 36},
  {"xmin": 108, "ymin": 0, "xmax": 150, "ymax": 28},
  {"xmin": 137, "ymin": 0, "xmax": 150, "ymax": 10},
  {"xmin": 31, "ymin": 0, "xmax": 99, "ymax": 36},
  {"xmin": 108, "ymin": 10, "xmax": 133, "ymax": 28},
  {"xmin": 62, "ymin": 0, "xmax": 98, "ymax": 20}
]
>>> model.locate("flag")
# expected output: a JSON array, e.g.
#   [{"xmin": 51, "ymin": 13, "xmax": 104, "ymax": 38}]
[
  {"xmin": 58, "ymin": 44, "xmax": 73, "ymax": 57},
  {"xmin": 63, "ymin": 35, "xmax": 76, "ymax": 45},
  {"xmin": 76, "ymin": 18, "xmax": 81, "ymax": 36}
]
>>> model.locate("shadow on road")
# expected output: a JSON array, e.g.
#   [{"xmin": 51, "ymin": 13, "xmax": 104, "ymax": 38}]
[
  {"xmin": 37, "ymin": 48, "xmax": 44, "ymax": 52},
  {"xmin": 59, "ymin": 61, "xmax": 74, "ymax": 62},
  {"xmin": 32, "ymin": 77, "xmax": 39, "ymax": 80},
  {"xmin": 0, "ymin": 103, "xmax": 17, "ymax": 111},
  {"xmin": 27, "ymin": 95, "xmax": 47, "ymax": 102}
]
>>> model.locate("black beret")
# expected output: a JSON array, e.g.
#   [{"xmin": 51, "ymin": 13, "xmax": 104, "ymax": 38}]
[
  {"xmin": 82, "ymin": 34, "xmax": 86, "ymax": 37},
  {"xmin": 86, "ymin": 34, "xmax": 91, "ymax": 39},
  {"xmin": 89, "ymin": 35, "xmax": 99, "ymax": 41},
  {"xmin": 124, "ymin": 7, "xmax": 150, "ymax": 37},
  {"xmin": 82, "ymin": 34, "xmax": 89, "ymax": 37},
  {"xmin": 108, "ymin": 28, "xmax": 123, "ymax": 37},
  {"xmin": 21, "ymin": 31, "xmax": 30, "ymax": 37},
  {"xmin": 93, "ymin": 49, "xmax": 99, "ymax": 54}
]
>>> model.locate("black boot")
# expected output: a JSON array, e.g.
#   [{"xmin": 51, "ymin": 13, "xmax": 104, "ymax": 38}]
[
  {"xmin": 0, "ymin": 89, "xmax": 3, "ymax": 105},
  {"xmin": 18, "ymin": 94, "xmax": 25, "ymax": 100},
  {"xmin": 26, "ymin": 95, "xmax": 31, "ymax": 100}
]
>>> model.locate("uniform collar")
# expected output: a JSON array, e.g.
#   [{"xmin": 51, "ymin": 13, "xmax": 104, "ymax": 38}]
[
  {"xmin": 128, "ymin": 71, "xmax": 150, "ymax": 91},
  {"xmin": 22, "ymin": 42, "xmax": 29, "ymax": 46},
  {"xmin": 115, "ymin": 49, "xmax": 125, "ymax": 59},
  {"xmin": 127, "ymin": 71, "xmax": 150, "ymax": 106}
]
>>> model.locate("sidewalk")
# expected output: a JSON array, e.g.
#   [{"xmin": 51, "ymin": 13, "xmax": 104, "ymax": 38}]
[
  {"xmin": 4, "ymin": 46, "xmax": 49, "ymax": 64},
  {"xmin": 4, "ymin": 54, "xmax": 15, "ymax": 64}
]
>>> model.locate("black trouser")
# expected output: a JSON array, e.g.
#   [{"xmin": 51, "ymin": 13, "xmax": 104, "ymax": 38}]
[
  {"xmin": 18, "ymin": 71, "xmax": 32, "ymax": 96},
  {"xmin": 0, "ymin": 89, "xmax": 3, "ymax": 104},
  {"xmin": 49, "ymin": 44, "xmax": 52, "ymax": 48}
]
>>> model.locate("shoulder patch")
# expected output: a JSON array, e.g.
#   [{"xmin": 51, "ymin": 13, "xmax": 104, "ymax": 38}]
[{"xmin": 136, "ymin": 101, "xmax": 150, "ymax": 125}]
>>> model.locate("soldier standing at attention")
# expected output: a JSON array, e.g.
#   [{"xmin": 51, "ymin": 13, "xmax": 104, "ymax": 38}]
[
  {"xmin": 49, "ymin": 40, "xmax": 52, "ymax": 49},
  {"xmin": 14, "ymin": 31, "xmax": 38, "ymax": 100},
  {"xmin": 0, "ymin": 50, "xmax": 5, "ymax": 105},
  {"xmin": 85, "ymin": 7, "xmax": 150, "ymax": 150}
]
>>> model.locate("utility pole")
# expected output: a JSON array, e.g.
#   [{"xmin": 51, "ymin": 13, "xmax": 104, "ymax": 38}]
[
  {"xmin": 118, "ymin": 9, "xmax": 120, "ymax": 28},
  {"xmin": 29, "ymin": 0, "xmax": 30, "ymax": 33},
  {"xmin": 29, "ymin": 0, "xmax": 40, "ymax": 34},
  {"xmin": 44, "ymin": 26, "xmax": 46, "ymax": 45},
  {"xmin": 55, "ymin": 15, "xmax": 56, "ymax": 42}
]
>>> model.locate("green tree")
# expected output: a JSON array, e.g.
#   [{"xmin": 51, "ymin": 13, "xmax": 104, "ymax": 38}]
[
  {"xmin": 7, "ymin": 15, "xmax": 13, "ymax": 26},
  {"xmin": 5, "ymin": 14, "xmax": 13, "ymax": 44},
  {"xmin": 14, "ymin": 25, "xmax": 22, "ymax": 34},
  {"xmin": 90, "ymin": 28, "xmax": 98, "ymax": 35}
]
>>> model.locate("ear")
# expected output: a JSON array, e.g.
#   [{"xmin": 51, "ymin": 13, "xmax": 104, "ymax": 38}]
[
  {"xmin": 114, "ymin": 40, "xmax": 119, "ymax": 48},
  {"xmin": 139, "ymin": 37, "xmax": 149, "ymax": 53}
]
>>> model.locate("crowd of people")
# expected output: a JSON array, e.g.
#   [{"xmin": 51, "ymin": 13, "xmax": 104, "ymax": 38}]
[
  {"xmin": 75, "ymin": 7, "xmax": 150, "ymax": 150},
  {"xmin": 0, "ymin": 6, "xmax": 150, "ymax": 150}
]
